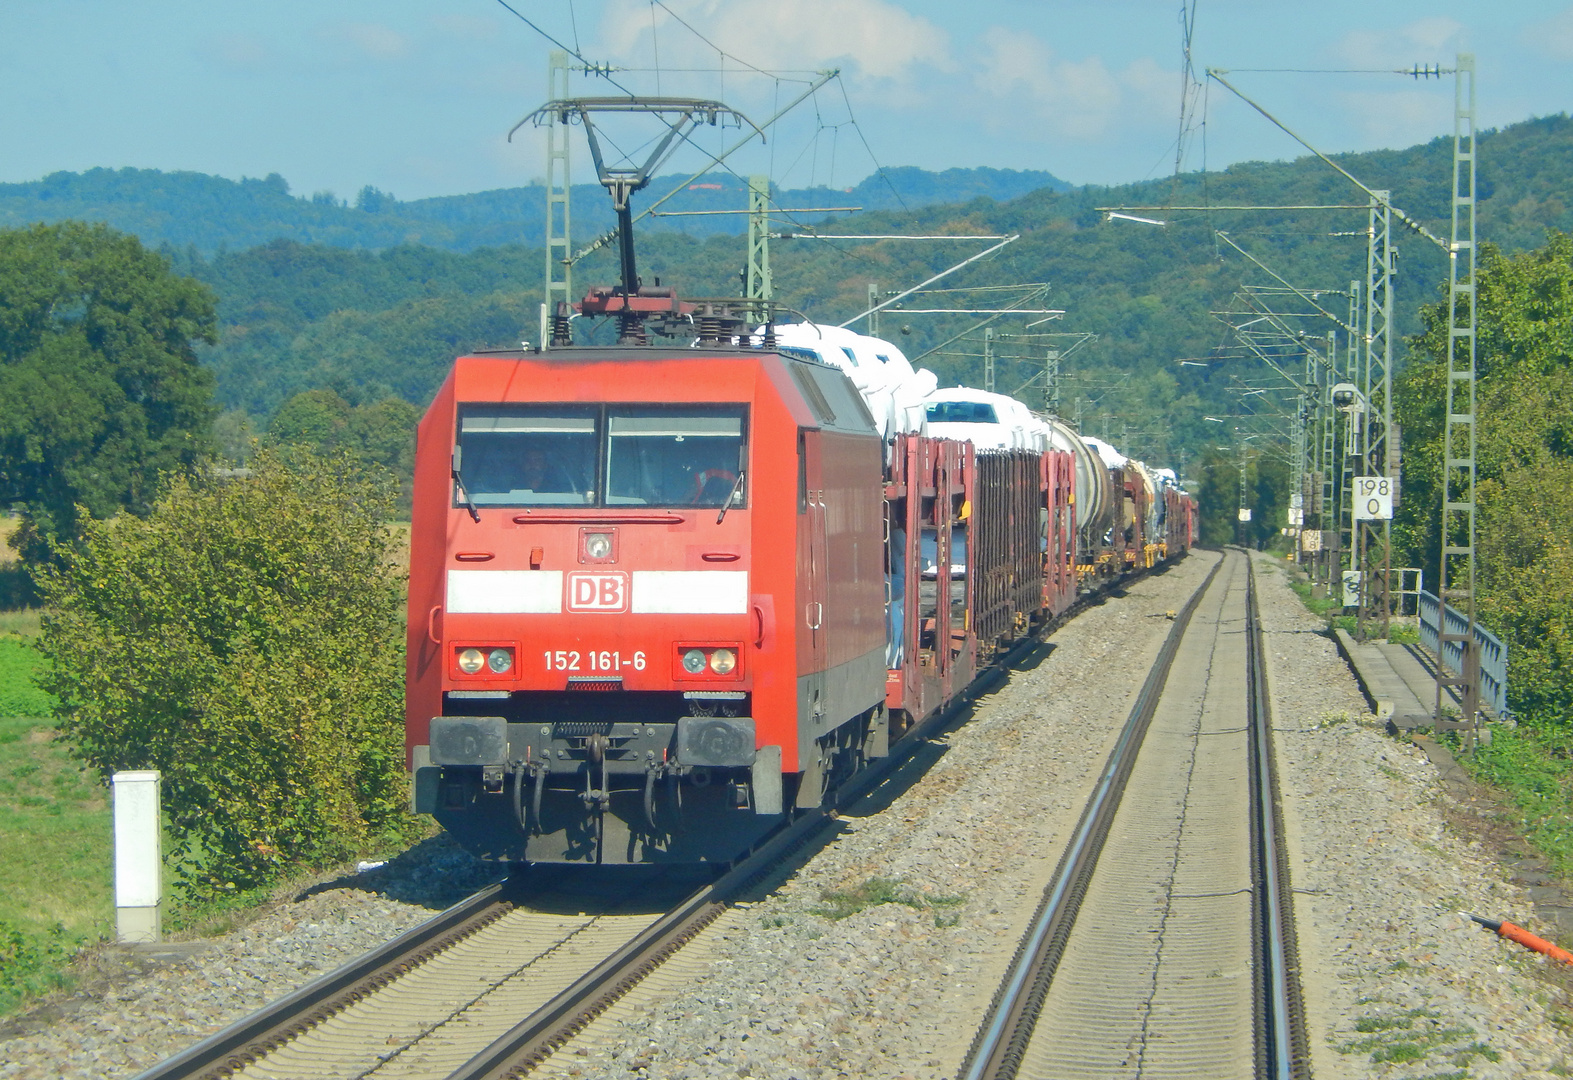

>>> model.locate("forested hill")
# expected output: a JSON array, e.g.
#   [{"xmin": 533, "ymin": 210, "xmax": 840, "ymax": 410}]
[
  {"xmin": 13, "ymin": 112, "xmax": 1572, "ymax": 485},
  {"xmin": 0, "ymin": 165, "xmax": 1069, "ymax": 255},
  {"xmin": 181, "ymin": 113, "xmax": 1573, "ymax": 434}
]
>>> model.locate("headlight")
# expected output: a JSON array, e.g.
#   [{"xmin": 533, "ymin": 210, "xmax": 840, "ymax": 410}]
[
  {"xmin": 585, "ymin": 532, "xmax": 613, "ymax": 559},
  {"xmin": 708, "ymin": 648, "xmax": 736, "ymax": 674},
  {"xmin": 457, "ymin": 648, "xmax": 485, "ymax": 674},
  {"xmin": 487, "ymin": 648, "xmax": 513, "ymax": 673},
  {"xmin": 682, "ymin": 648, "xmax": 708, "ymax": 674}
]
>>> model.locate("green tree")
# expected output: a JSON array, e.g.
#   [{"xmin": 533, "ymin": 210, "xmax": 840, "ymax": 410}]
[
  {"xmin": 37, "ymin": 448, "xmax": 415, "ymax": 893},
  {"xmin": 212, "ymin": 408, "xmax": 257, "ymax": 464},
  {"xmin": 267, "ymin": 387, "xmax": 352, "ymax": 453},
  {"xmin": 346, "ymin": 396, "xmax": 421, "ymax": 506},
  {"xmin": 270, "ymin": 390, "xmax": 419, "ymax": 508},
  {"xmin": 0, "ymin": 222, "xmax": 217, "ymax": 563},
  {"xmin": 1194, "ymin": 446, "xmax": 1237, "ymax": 546},
  {"xmin": 1191, "ymin": 443, "xmax": 1287, "ymax": 548},
  {"xmin": 1396, "ymin": 231, "xmax": 1573, "ymax": 728}
]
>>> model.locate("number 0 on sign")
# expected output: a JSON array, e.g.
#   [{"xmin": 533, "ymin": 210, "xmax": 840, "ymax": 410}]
[{"xmin": 1352, "ymin": 476, "xmax": 1393, "ymax": 520}]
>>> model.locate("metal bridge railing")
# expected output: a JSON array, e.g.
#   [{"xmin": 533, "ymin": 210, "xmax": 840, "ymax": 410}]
[{"xmin": 1419, "ymin": 589, "xmax": 1508, "ymax": 717}]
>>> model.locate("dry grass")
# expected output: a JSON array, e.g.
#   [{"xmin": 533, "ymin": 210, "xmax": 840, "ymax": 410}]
[{"xmin": 0, "ymin": 611, "xmax": 41, "ymax": 636}]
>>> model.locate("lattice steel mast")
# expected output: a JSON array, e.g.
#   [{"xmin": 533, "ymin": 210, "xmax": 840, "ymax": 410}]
[
  {"xmin": 1357, "ymin": 195, "xmax": 1395, "ymax": 640},
  {"xmin": 745, "ymin": 175, "xmax": 772, "ymax": 323},
  {"xmin": 1438, "ymin": 54, "xmax": 1480, "ymax": 735},
  {"xmin": 543, "ymin": 51, "xmax": 573, "ymax": 347}
]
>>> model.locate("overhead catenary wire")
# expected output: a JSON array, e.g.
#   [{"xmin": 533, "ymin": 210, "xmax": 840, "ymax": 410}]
[
  {"xmin": 647, "ymin": 0, "xmax": 662, "ymax": 94},
  {"xmin": 1219, "ymin": 67, "xmax": 1453, "ymax": 75},
  {"xmin": 610, "ymin": 67, "xmax": 823, "ymax": 76},
  {"xmin": 907, "ymin": 284, "xmax": 1056, "ymax": 364},
  {"xmin": 638, "ymin": 1, "xmax": 891, "ymax": 205},
  {"xmin": 497, "ymin": 4, "xmax": 915, "ymax": 301},
  {"xmin": 490, "ymin": 0, "xmax": 636, "ymax": 96},
  {"xmin": 651, "ymin": 0, "xmax": 778, "ymax": 78},
  {"xmin": 881, "ymin": 309, "xmax": 1062, "ymax": 316},
  {"xmin": 778, "ymin": 234, "xmax": 1011, "ymax": 241},
  {"xmin": 1205, "ymin": 68, "xmax": 1450, "ymax": 252},
  {"xmin": 914, "ymin": 284, "xmax": 1052, "ymax": 293},
  {"xmin": 838, "ymin": 78, "xmax": 906, "ymax": 210},
  {"xmin": 564, "ymin": 70, "xmax": 839, "ymax": 265},
  {"xmin": 838, "ymin": 236, "xmax": 1021, "ymax": 328}
]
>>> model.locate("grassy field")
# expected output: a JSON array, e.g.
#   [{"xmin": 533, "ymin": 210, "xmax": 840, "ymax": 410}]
[
  {"xmin": 1457, "ymin": 724, "xmax": 1573, "ymax": 881},
  {"xmin": 0, "ymin": 632, "xmax": 115, "ymax": 1013}
]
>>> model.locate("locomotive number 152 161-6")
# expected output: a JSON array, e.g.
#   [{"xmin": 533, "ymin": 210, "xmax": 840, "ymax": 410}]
[{"xmin": 543, "ymin": 650, "xmax": 647, "ymax": 672}]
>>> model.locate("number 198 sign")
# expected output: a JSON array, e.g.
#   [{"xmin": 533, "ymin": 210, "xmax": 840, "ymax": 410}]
[{"xmin": 1352, "ymin": 476, "xmax": 1393, "ymax": 520}]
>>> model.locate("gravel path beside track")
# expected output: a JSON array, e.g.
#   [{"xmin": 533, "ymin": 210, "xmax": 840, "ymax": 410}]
[
  {"xmin": 3, "ymin": 550, "xmax": 1568, "ymax": 1079},
  {"xmin": 1254, "ymin": 552, "xmax": 1569, "ymax": 1079}
]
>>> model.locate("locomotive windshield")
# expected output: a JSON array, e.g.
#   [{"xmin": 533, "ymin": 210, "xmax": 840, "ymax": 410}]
[
  {"xmin": 456, "ymin": 407, "xmax": 597, "ymax": 505},
  {"xmin": 607, "ymin": 407, "xmax": 744, "ymax": 507},
  {"xmin": 454, "ymin": 404, "xmax": 746, "ymax": 509}
]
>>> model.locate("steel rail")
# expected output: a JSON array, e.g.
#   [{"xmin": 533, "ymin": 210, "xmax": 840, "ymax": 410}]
[
  {"xmin": 131, "ymin": 881, "xmax": 512, "ymax": 1080},
  {"xmin": 449, "ymin": 810, "xmax": 813, "ymax": 1079},
  {"xmin": 957, "ymin": 554, "xmax": 1225, "ymax": 1080},
  {"xmin": 1244, "ymin": 555, "xmax": 1313, "ymax": 1078}
]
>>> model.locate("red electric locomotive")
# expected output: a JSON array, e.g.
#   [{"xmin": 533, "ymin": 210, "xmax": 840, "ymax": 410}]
[{"xmin": 406, "ymin": 343, "xmax": 894, "ymax": 863}]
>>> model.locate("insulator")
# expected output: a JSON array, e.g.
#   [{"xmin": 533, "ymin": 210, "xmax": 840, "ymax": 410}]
[
  {"xmin": 618, "ymin": 312, "xmax": 648, "ymax": 346},
  {"xmin": 550, "ymin": 302, "xmax": 573, "ymax": 347}
]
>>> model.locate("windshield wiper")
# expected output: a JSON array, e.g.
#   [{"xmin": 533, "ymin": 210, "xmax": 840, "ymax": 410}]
[
  {"xmin": 715, "ymin": 470, "xmax": 745, "ymax": 524},
  {"xmin": 451, "ymin": 455, "xmax": 481, "ymax": 523}
]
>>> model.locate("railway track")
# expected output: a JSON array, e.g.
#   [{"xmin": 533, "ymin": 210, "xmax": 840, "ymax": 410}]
[
  {"xmin": 960, "ymin": 548, "xmax": 1311, "ymax": 1079},
  {"xmin": 128, "ymin": 873, "xmax": 681, "ymax": 1080},
  {"xmin": 133, "ymin": 558, "xmax": 1195, "ymax": 1080}
]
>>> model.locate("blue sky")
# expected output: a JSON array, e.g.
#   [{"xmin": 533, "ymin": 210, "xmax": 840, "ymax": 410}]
[{"xmin": 3, "ymin": 1, "xmax": 1572, "ymax": 202}]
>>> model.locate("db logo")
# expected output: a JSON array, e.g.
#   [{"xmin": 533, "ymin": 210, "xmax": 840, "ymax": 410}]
[{"xmin": 566, "ymin": 571, "xmax": 628, "ymax": 613}]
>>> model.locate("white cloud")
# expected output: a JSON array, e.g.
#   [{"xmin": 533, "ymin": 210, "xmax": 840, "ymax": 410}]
[
  {"xmin": 596, "ymin": 0, "xmax": 951, "ymax": 83},
  {"xmin": 1336, "ymin": 88, "xmax": 1454, "ymax": 149},
  {"xmin": 1120, "ymin": 56, "xmax": 1177, "ymax": 120},
  {"xmin": 973, "ymin": 29, "xmax": 1173, "ymax": 142},
  {"xmin": 332, "ymin": 23, "xmax": 411, "ymax": 61},
  {"xmin": 204, "ymin": 34, "xmax": 272, "ymax": 71},
  {"xmin": 1333, "ymin": 17, "xmax": 1464, "ymax": 68},
  {"xmin": 1527, "ymin": 5, "xmax": 1573, "ymax": 60}
]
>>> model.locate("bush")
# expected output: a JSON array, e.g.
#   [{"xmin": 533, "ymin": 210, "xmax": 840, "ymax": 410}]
[
  {"xmin": 1475, "ymin": 460, "xmax": 1573, "ymax": 729},
  {"xmin": 37, "ymin": 448, "xmax": 417, "ymax": 895},
  {"xmin": 0, "ymin": 919, "xmax": 73, "ymax": 1012}
]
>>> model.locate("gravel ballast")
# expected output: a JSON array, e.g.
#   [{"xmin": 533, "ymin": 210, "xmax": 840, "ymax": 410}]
[{"xmin": 2, "ymin": 549, "xmax": 1568, "ymax": 1079}]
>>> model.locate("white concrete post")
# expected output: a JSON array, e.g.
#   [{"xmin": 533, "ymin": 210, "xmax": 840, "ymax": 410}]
[{"xmin": 112, "ymin": 770, "xmax": 161, "ymax": 943}]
